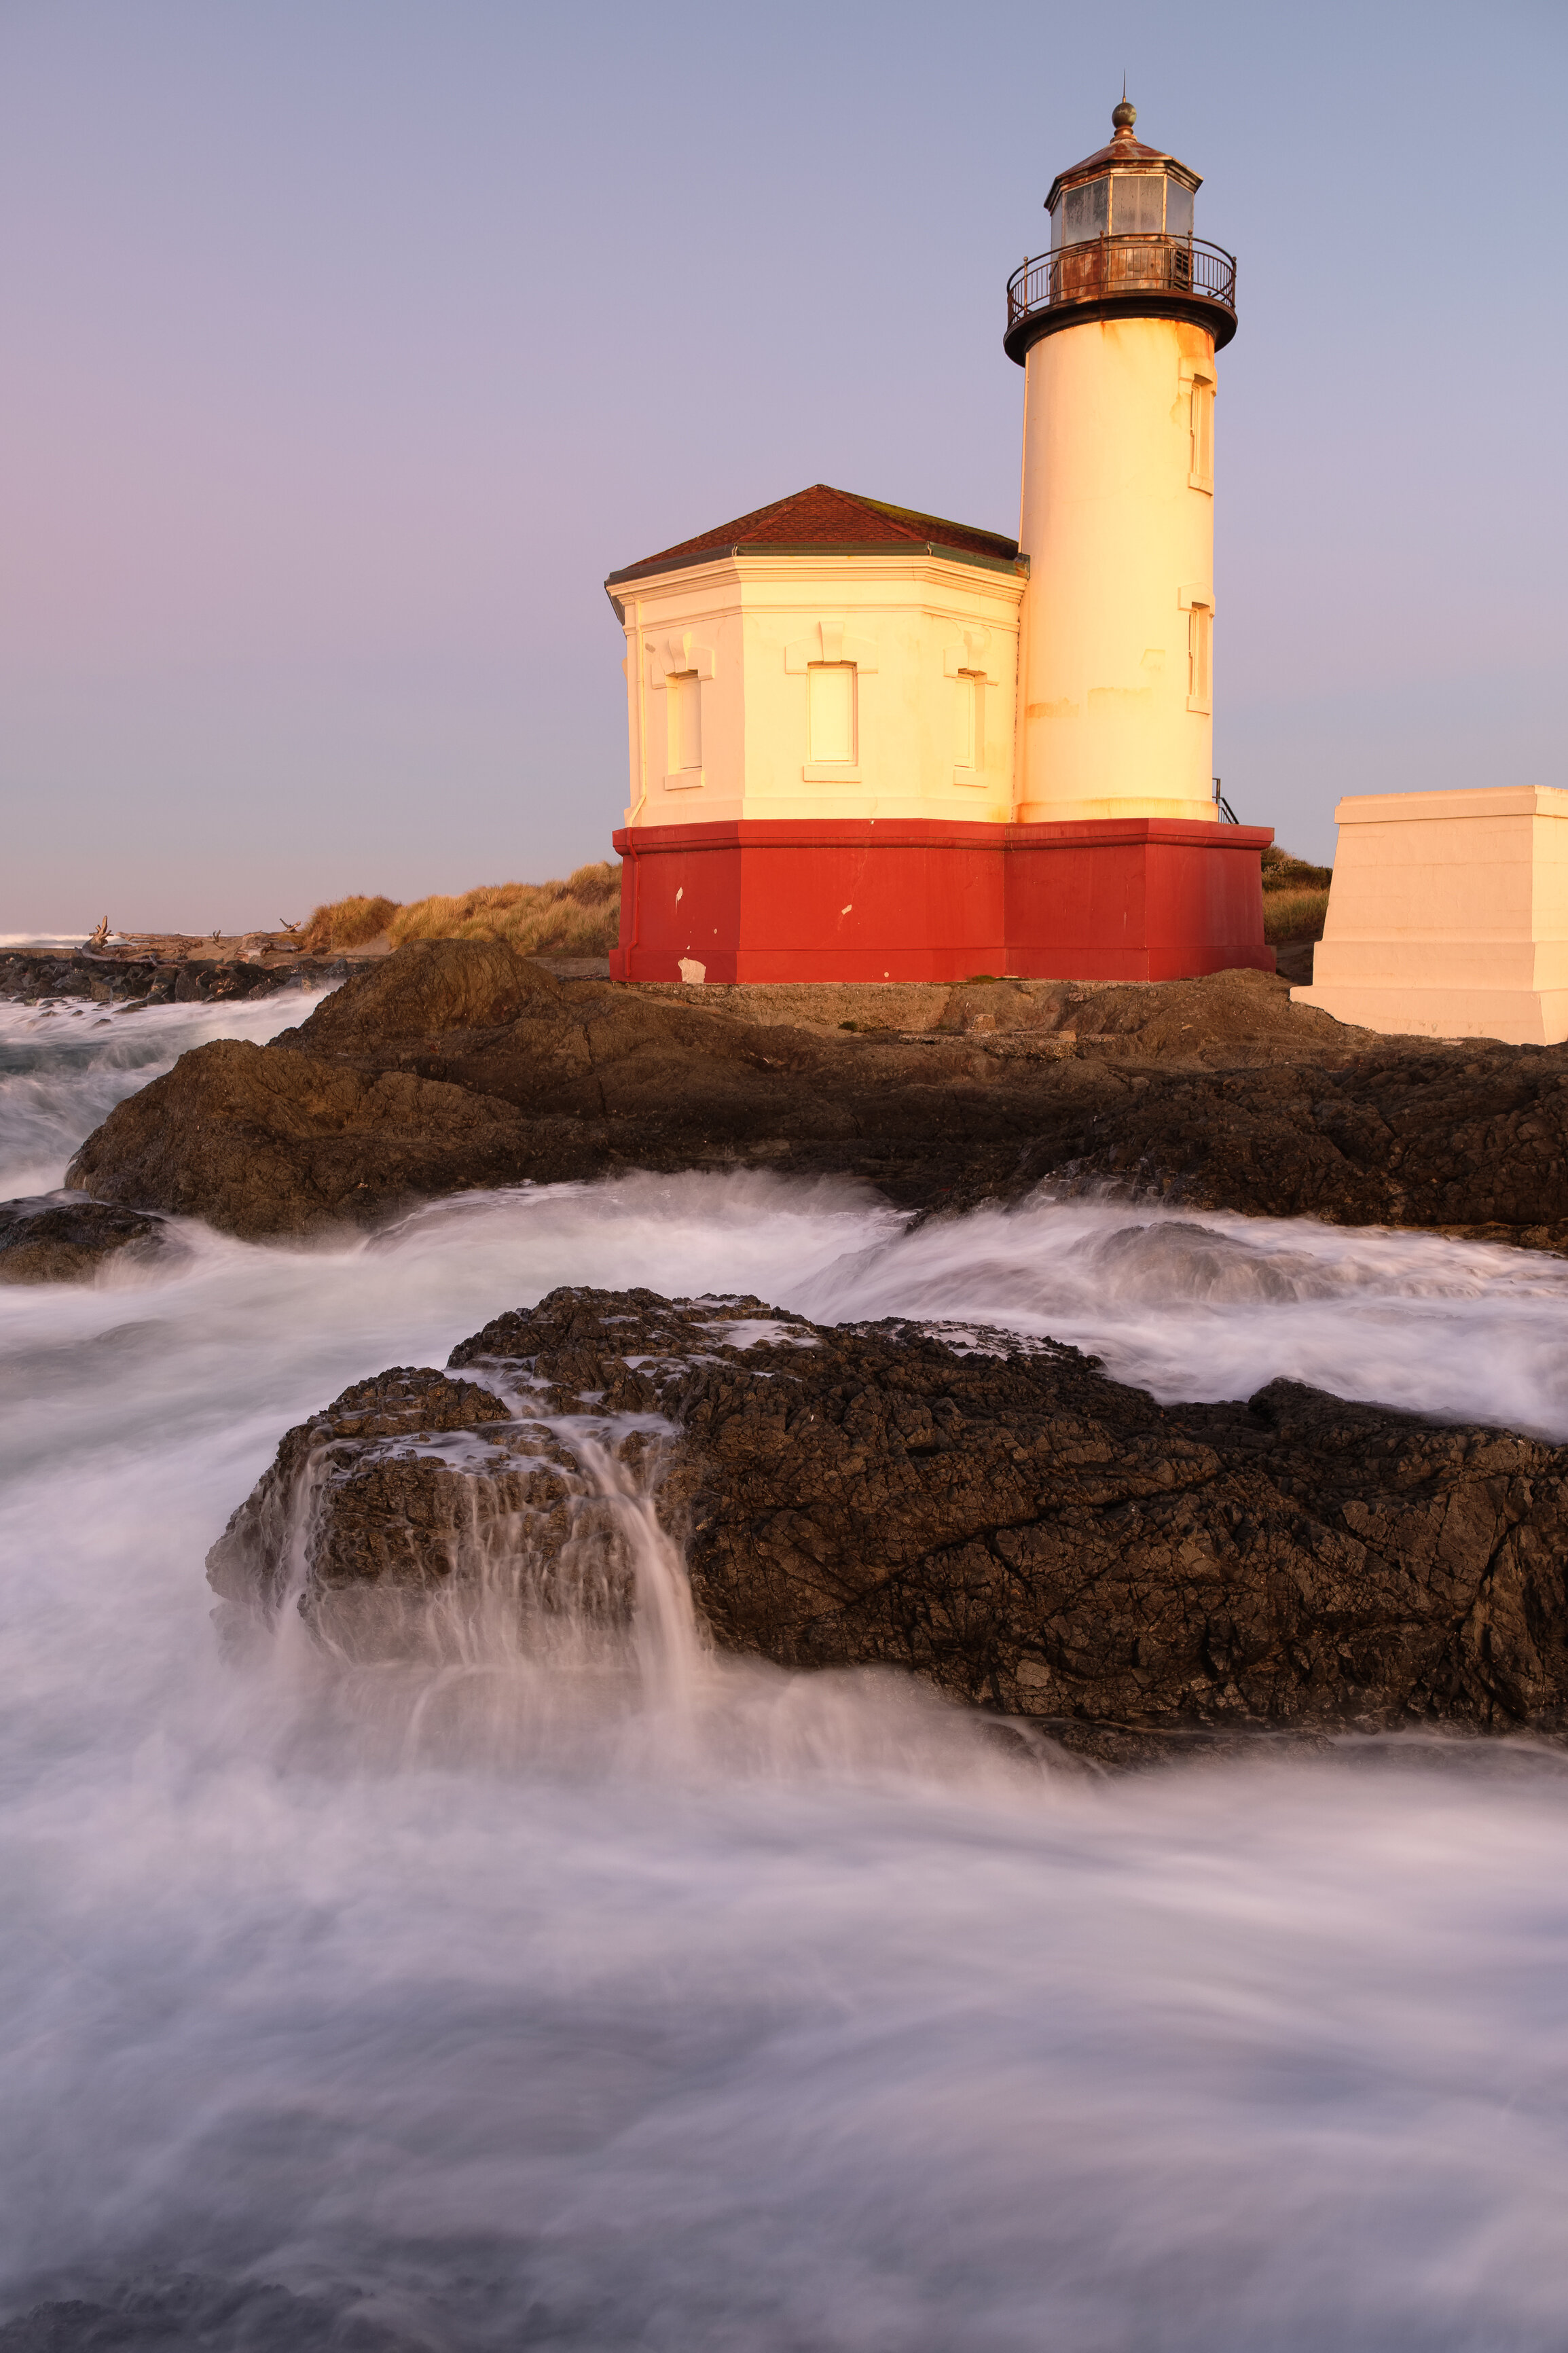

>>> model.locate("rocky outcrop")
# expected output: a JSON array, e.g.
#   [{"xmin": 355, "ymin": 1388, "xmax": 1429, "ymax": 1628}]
[
  {"xmin": 0, "ymin": 1196, "xmax": 178, "ymax": 1284},
  {"xmin": 71, "ymin": 1039, "xmax": 567, "ymax": 1238},
  {"xmin": 65, "ymin": 937, "xmax": 1568, "ymax": 1244},
  {"xmin": 0, "ymin": 948, "xmax": 355, "ymax": 1007},
  {"xmin": 210, "ymin": 1287, "xmax": 1568, "ymax": 1759}
]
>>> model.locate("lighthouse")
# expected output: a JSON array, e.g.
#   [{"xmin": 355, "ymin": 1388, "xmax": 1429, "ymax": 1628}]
[
  {"xmin": 1008, "ymin": 97, "xmax": 1234, "ymax": 826},
  {"xmin": 604, "ymin": 101, "xmax": 1272, "ymax": 986}
]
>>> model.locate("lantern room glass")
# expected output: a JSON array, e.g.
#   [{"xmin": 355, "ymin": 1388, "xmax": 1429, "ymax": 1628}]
[
  {"xmin": 1112, "ymin": 173, "xmax": 1164, "ymax": 234},
  {"xmin": 1054, "ymin": 177, "xmax": 1108, "ymax": 249},
  {"xmin": 1051, "ymin": 170, "xmax": 1195, "ymax": 248}
]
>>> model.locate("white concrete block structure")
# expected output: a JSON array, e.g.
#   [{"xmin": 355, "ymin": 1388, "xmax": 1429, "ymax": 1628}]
[{"xmin": 1294, "ymin": 789, "xmax": 1568, "ymax": 1045}]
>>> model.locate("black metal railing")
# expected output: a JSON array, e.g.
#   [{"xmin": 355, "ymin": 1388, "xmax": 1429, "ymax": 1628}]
[{"xmin": 1007, "ymin": 234, "xmax": 1237, "ymax": 333}]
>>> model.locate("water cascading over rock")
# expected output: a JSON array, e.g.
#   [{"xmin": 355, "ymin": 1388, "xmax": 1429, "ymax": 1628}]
[{"xmin": 209, "ymin": 1285, "xmax": 1568, "ymax": 1763}]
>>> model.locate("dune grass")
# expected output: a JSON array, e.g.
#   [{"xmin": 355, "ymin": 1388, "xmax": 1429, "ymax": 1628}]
[
  {"xmin": 302, "ymin": 895, "xmax": 401, "ymax": 954},
  {"xmin": 1263, "ymin": 886, "xmax": 1331, "ymax": 944},
  {"xmin": 304, "ymin": 863, "xmax": 622, "ymax": 960},
  {"xmin": 1261, "ymin": 845, "xmax": 1333, "ymax": 892}
]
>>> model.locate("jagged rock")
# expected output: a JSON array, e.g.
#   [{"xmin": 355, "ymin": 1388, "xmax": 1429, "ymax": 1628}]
[
  {"xmin": 66, "ymin": 937, "xmax": 1568, "ymax": 1245},
  {"xmin": 0, "ymin": 1196, "xmax": 177, "ymax": 1285},
  {"xmin": 211, "ymin": 1287, "xmax": 1568, "ymax": 1760}
]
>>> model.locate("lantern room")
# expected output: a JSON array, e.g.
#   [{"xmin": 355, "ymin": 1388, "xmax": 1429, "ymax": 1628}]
[
  {"xmin": 1049, "ymin": 96, "xmax": 1197, "ymax": 244},
  {"xmin": 1006, "ymin": 98, "xmax": 1236, "ymax": 361}
]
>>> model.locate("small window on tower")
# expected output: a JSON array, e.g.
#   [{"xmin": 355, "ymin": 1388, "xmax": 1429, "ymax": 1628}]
[
  {"xmin": 953, "ymin": 672, "xmax": 985, "ymax": 778},
  {"xmin": 1189, "ymin": 377, "xmax": 1214, "ymax": 492},
  {"xmin": 1187, "ymin": 605, "xmax": 1213, "ymax": 713},
  {"xmin": 808, "ymin": 664, "xmax": 856, "ymax": 765},
  {"xmin": 667, "ymin": 670, "xmax": 702, "ymax": 778}
]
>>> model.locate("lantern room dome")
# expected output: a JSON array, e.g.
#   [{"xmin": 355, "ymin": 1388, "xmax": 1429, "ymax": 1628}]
[
  {"xmin": 1043, "ymin": 96, "xmax": 1201, "ymax": 249},
  {"xmin": 1004, "ymin": 96, "xmax": 1237, "ymax": 363},
  {"xmin": 1043, "ymin": 98, "xmax": 1201, "ymax": 219}
]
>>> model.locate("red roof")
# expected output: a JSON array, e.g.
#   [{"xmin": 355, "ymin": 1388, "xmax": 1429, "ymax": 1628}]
[{"xmin": 608, "ymin": 484, "xmax": 1019, "ymax": 586}]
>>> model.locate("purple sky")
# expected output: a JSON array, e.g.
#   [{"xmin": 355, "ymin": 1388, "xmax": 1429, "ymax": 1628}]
[{"xmin": 3, "ymin": 0, "xmax": 1563, "ymax": 933}]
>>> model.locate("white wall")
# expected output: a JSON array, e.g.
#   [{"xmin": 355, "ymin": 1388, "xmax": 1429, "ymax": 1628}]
[
  {"xmin": 617, "ymin": 552, "xmax": 1025, "ymax": 827},
  {"xmin": 1017, "ymin": 312, "xmax": 1219, "ymax": 824}
]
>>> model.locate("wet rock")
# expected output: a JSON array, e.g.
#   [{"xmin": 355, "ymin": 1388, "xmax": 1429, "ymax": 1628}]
[
  {"xmin": 205, "ymin": 1362, "xmax": 634, "ymax": 1657},
  {"xmin": 0, "ymin": 1196, "xmax": 176, "ymax": 1285},
  {"xmin": 213, "ymin": 1287, "xmax": 1568, "ymax": 1760},
  {"xmin": 0, "ymin": 950, "xmax": 352, "ymax": 1007},
  {"xmin": 69, "ymin": 1039, "xmax": 568, "ymax": 1239},
  {"xmin": 62, "ymin": 937, "xmax": 1568, "ymax": 1247}
]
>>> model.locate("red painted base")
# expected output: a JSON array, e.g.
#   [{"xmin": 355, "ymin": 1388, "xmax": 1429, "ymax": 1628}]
[{"xmin": 608, "ymin": 817, "xmax": 1275, "ymax": 985}]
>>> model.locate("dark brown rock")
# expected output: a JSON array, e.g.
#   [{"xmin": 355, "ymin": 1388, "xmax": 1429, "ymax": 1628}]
[
  {"xmin": 67, "ymin": 1037, "xmax": 589, "ymax": 1238},
  {"xmin": 211, "ymin": 1287, "xmax": 1568, "ymax": 1759},
  {"xmin": 206, "ymin": 1360, "xmax": 633, "ymax": 1657},
  {"xmin": 0, "ymin": 1196, "xmax": 176, "ymax": 1284},
  {"xmin": 0, "ymin": 948, "xmax": 352, "ymax": 1007},
  {"xmin": 65, "ymin": 937, "xmax": 1568, "ymax": 1246}
]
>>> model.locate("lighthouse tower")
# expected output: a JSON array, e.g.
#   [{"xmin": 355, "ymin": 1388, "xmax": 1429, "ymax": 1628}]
[
  {"xmin": 1008, "ymin": 98, "xmax": 1235, "ymax": 823},
  {"xmin": 995, "ymin": 98, "xmax": 1273, "ymax": 979}
]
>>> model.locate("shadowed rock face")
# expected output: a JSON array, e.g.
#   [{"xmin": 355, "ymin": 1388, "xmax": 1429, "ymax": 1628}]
[
  {"xmin": 62, "ymin": 938, "xmax": 1568, "ymax": 1244},
  {"xmin": 210, "ymin": 1287, "xmax": 1568, "ymax": 1763},
  {"xmin": 0, "ymin": 1197, "xmax": 177, "ymax": 1285}
]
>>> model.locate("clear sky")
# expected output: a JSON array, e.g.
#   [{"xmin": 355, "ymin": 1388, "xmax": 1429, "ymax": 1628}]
[{"xmin": 2, "ymin": 0, "xmax": 1563, "ymax": 934}]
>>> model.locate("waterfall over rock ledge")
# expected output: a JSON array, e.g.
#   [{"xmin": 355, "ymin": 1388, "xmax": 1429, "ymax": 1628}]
[{"xmin": 209, "ymin": 1284, "xmax": 1568, "ymax": 1764}]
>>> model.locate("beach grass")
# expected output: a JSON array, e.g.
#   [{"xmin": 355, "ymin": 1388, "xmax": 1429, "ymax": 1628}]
[
  {"xmin": 1263, "ymin": 886, "xmax": 1331, "ymax": 943},
  {"xmin": 304, "ymin": 865, "xmax": 622, "ymax": 959}
]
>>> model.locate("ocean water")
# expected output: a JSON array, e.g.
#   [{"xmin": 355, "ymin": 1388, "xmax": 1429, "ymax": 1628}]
[
  {"xmin": 3, "ymin": 997, "xmax": 1568, "ymax": 2349},
  {"xmin": 0, "ymin": 988, "xmax": 333, "ymax": 1200}
]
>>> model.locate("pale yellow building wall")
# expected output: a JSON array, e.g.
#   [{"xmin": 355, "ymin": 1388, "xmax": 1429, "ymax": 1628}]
[
  {"xmin": 1016, "ymin": 312, "xmax": 1219, "ymax": 825},
  {"xmin": 1293, "ymin": 787, "xmax": 1568, "ymax": 1045},
  {"xmin": 617, "ymin": 552, "xmax": 1024, "ymax": 828}
]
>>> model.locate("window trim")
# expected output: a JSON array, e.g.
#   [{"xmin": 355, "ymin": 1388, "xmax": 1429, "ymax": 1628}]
[
  {"xmin": 1181, "ymin": 594, "xmax": 1214, "ymax": 715},
  {"xmin": 649, "ymin": 630, "xmax": 717, "ymax": 792},
  {"xmin": 951, "ymin": 668, "xmax": 987, "ymax": 786},
  {"xmin": 803, "ymin": 659, "xmax": 860, "ymax": 780},
  {"xmin": 665, "ymin": 667, "xmax": 704, "ymax": 785},
  {"xmin": 1180, "ymin": 358, "xmax": 1216, "ymax": 495}
]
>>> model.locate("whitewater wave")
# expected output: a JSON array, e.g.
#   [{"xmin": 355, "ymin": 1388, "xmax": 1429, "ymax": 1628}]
[
  {"xmin": 5, "ymin": 1020, "xmax": 1568, "ymax": 2346},
  {"xmin": 0, "ymin": 987, "xmax": 332, "ymax": 1198}
]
